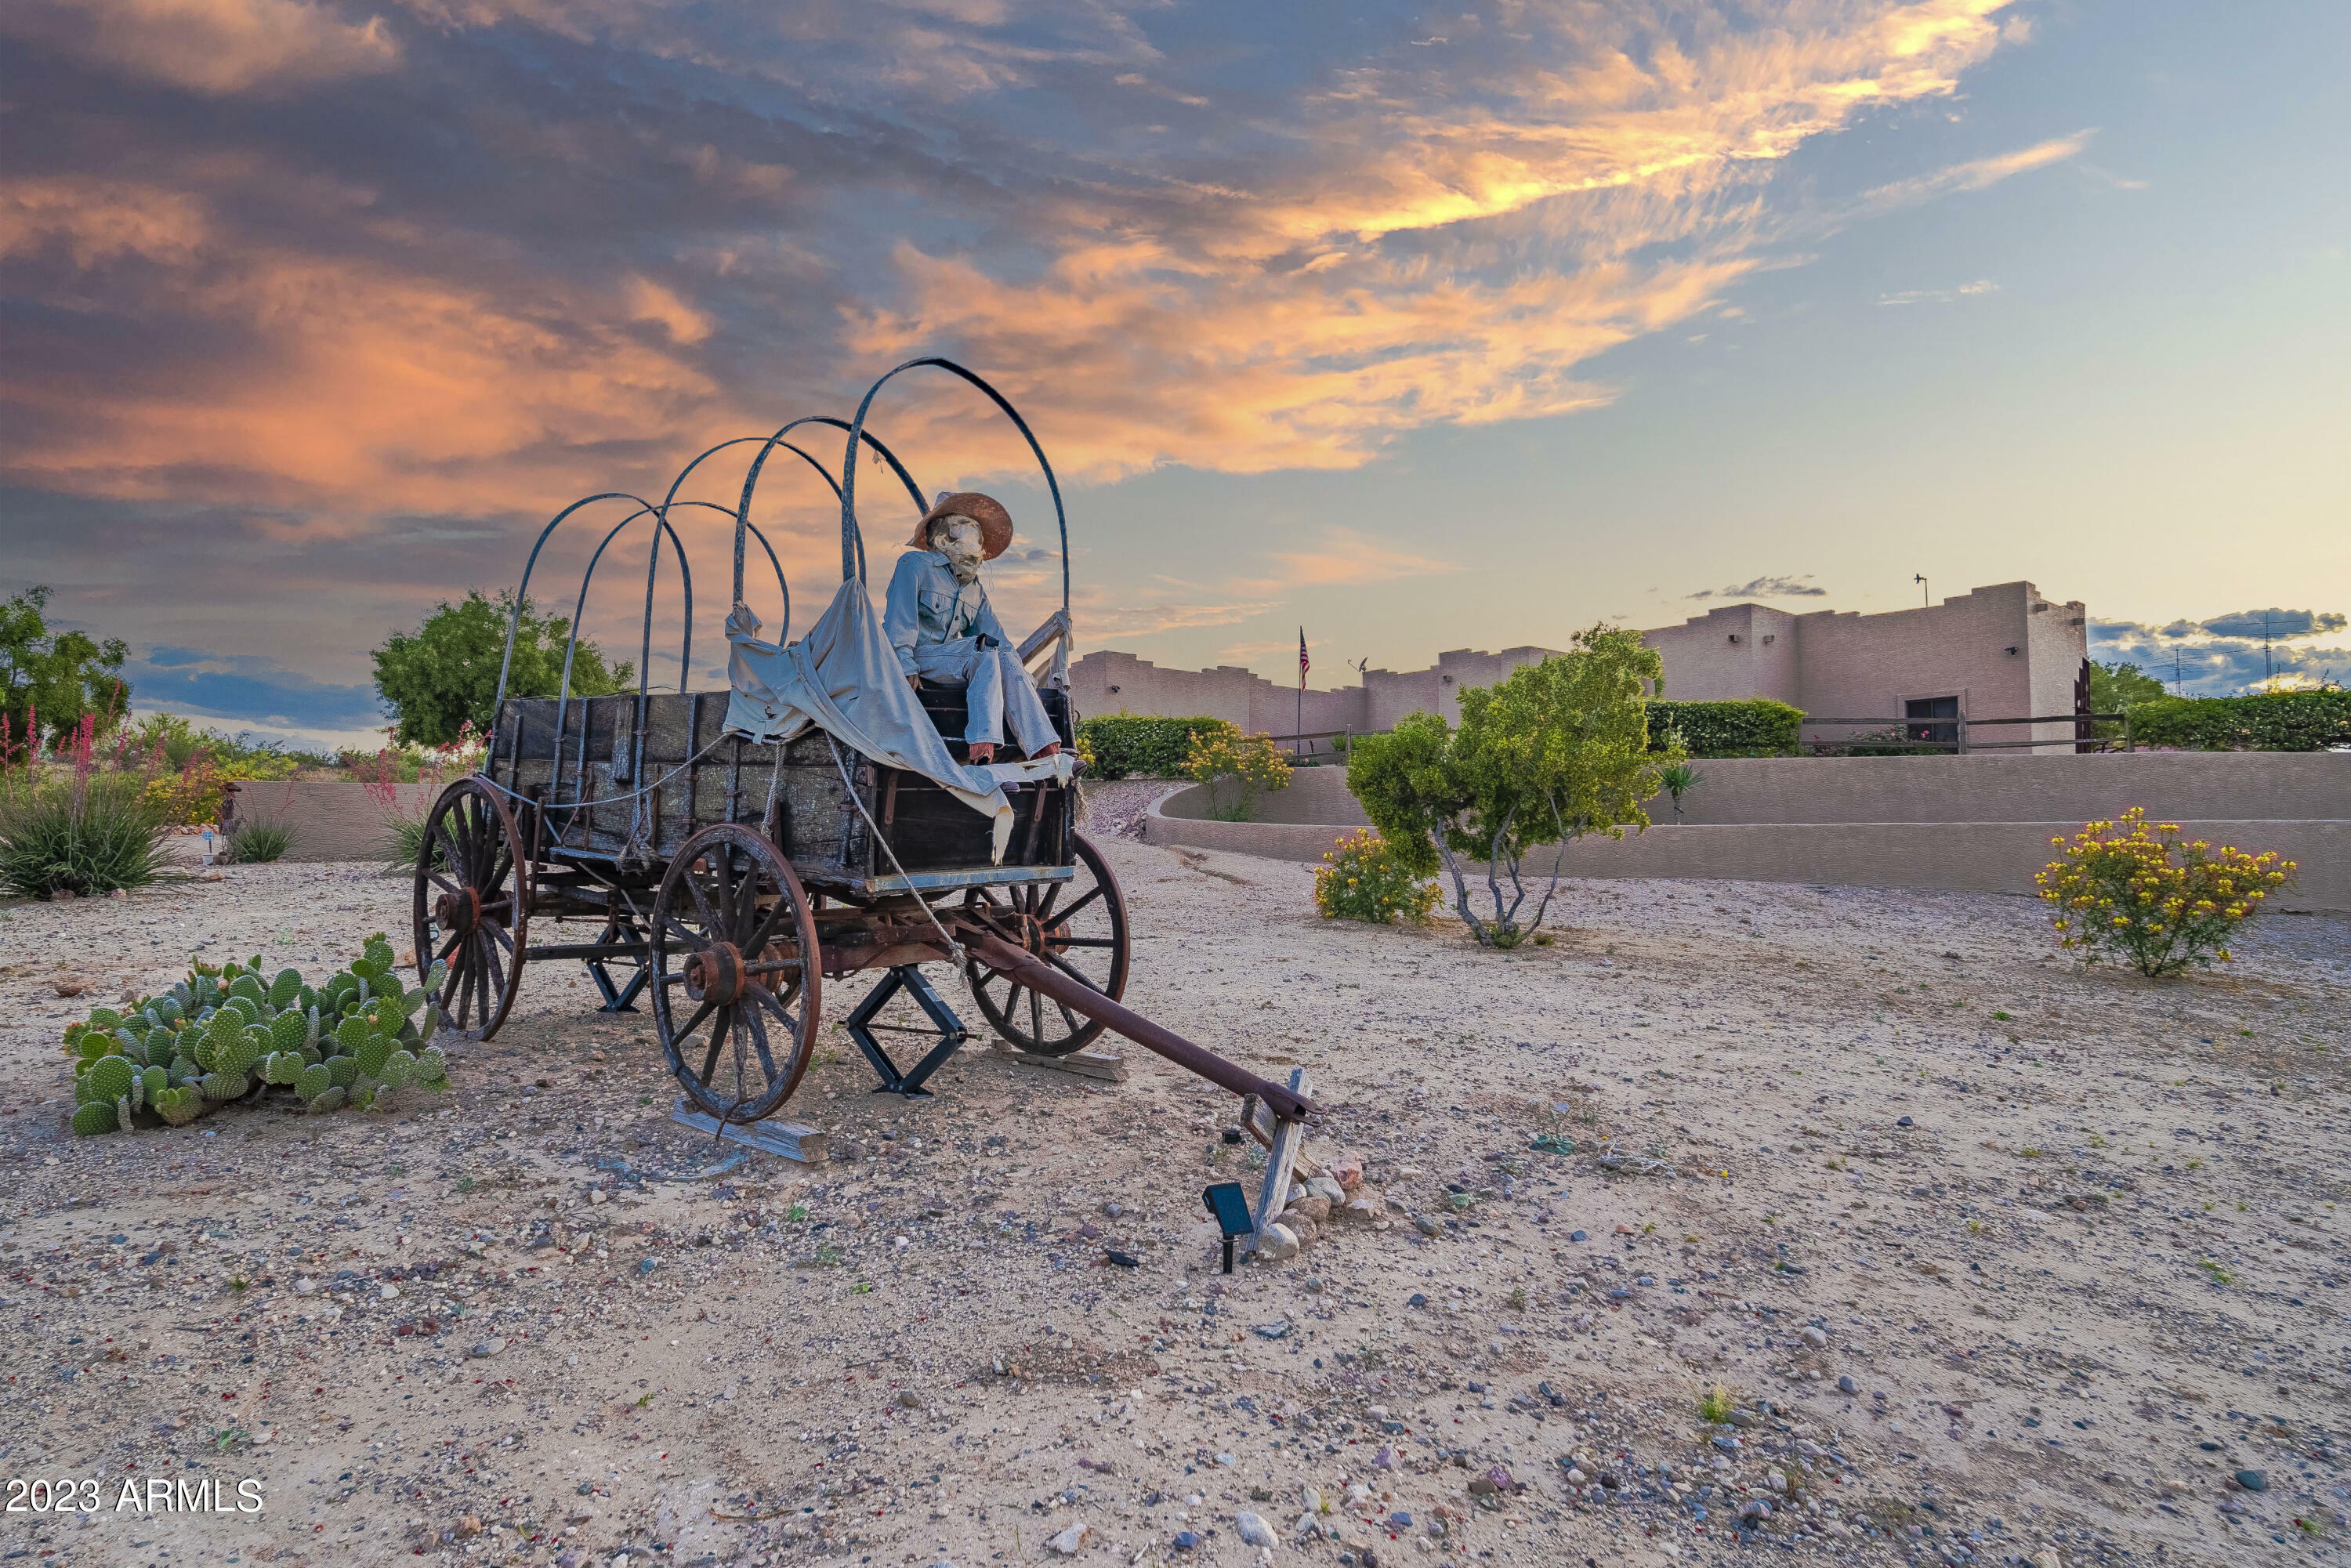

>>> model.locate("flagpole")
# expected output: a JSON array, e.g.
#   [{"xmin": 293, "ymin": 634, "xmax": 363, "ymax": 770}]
[{"xmin": 1296, "ymin": 627, "xmax": 1306, "ymax": 761}]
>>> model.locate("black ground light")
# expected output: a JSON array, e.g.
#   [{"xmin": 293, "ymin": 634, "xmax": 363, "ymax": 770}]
[{"xmin": 1202, "ymin": 1182, "xmax": 1252, "ymax": 1273}]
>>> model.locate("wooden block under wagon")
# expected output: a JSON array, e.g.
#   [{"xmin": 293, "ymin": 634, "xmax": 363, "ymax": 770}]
[
  {"xmin": 669, "ymin": 1101, "xmax": 828, "ymax": 1164},
  {"xmin": 987, "ymin": 1043, "xmax": 1130, "ymax": 1084}
]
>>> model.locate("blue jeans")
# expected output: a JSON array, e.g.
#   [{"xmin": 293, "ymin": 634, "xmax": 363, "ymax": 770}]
[{"xmin": 909, "ymin": 637, "xmax": 1059, "ymax": 751}]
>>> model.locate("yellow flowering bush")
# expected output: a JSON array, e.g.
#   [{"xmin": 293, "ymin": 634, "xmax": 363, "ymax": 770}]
[
  {"xmin": 2036, "ymin": 807, "xmax": 2295, "ymax": 977},
  {"xmin": 1182, "ymin": 728, "xmax": 1291, "ymax": 821},
  {"xmin": 1314, "ymin": 829, "xmax": 1442, "ymax": 925}
]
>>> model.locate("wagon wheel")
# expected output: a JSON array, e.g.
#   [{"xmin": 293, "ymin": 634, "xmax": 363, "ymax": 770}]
[
  {"xmin": 651, "ymin": 824, "xmax": 822, "ymax": 1124},
  {"xmin": 962, "ymin": 831, "xmax": 1128, "ymax": 1057},
  {"xmin": 411, "ymin": 776, "xmax": 530, "ymax": 1041}
]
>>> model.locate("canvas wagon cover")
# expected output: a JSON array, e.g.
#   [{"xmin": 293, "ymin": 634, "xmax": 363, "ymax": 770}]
[{"xmin": 722, "ymin": 579, "xmax": 1074, "ymax": 863}]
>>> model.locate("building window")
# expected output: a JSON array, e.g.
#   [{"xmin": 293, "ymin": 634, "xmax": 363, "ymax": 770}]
[{"xmin": 1905, "ymin": 696, "xmax": 1959, "ymax": 748}]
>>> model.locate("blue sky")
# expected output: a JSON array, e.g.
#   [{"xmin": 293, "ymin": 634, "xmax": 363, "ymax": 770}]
[{"xmin": 1, "ymin": 0, "xmax": 2342, "ymax": 747}]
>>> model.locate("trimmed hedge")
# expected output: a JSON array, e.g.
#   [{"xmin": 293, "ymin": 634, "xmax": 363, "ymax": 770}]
[
  {"xmin": 1646, "ymin": 699, "xmax": 1804, "ymax": 758},
  {"xmin": 1074, "ymin": 713, "xmax": 1237, "ymax": 779},
  {"xmin": 2128, "ymin": 690, "xmax": 2351, "ymax": 752}
]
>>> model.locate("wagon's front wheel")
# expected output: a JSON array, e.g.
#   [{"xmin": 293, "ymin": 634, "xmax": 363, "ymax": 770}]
[
  {"xmin": 651, "ymin": 824, "xmax": 822, "ymax": 1124},
  {"xmin": 962, "ymin": 831, "xmax": 1129, "ymax": 1056},
  {"xmin": 411, "ymin": 775, "xmax": 529, "ymax": 1041}
]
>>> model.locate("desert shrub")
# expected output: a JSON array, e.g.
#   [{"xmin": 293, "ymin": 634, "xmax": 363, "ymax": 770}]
[
  {"xmin": 1075, "ymin": 714, "xmax": 1236, "ymax": 779},
  {"xmin": 226, "ymin": 816, "xmax": 294, "ymax": 864},
  {"xmin": 1348, "ymin": 626, "xmax": 1679, "ymax": 949},
  {"xmin": 124, "ymin": 712, "xmax": 331, "ymax": 776},
  {"xmin": 0, "ymin": 764, "xmax": 172, "ymax": 898},
  {"xmin": 1313, "ymin": 829, "xmax": 1441, "ymax": 925},
  {"xmin": 1645, "ymin": 699, "xmax": 1802, "ymax": 758},
  {"xmin": 2037, "ymin": 807, "xmax": 2295, "ymax": 977},
  {"xmin": 2128, "ymin": 689, "xmax": 2351, "ymax": 751},
  {"xmin": 1183, "ymin": 728, "xmax": 1291, "ymax": 820}
]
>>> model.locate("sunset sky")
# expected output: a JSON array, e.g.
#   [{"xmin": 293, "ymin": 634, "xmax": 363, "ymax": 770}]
[{"xmin": 3, "ymin": 0, "xmax": 2345, "ymax": 747}]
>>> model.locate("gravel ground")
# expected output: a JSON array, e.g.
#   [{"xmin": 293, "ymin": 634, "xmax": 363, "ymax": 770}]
[{"xmin": 0, "ymin": 842, "xmax": 2344, "ymax": 1568}]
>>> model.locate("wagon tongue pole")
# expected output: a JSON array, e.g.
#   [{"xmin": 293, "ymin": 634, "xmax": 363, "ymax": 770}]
[{"xmin": 952, "ymin": 925, "xmax": 1316, "ymax": 1121}]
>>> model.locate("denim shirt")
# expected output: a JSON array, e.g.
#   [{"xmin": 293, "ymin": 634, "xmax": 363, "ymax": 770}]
[{"xmin": 883, "ymin": 549, "xmax": 1009, "ymax": 676}]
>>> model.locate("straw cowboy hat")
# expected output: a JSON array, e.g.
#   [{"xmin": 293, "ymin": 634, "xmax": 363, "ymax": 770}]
[{"xmin": 907, "ymin": 491, "xmax": 1014, "ymax": 560}]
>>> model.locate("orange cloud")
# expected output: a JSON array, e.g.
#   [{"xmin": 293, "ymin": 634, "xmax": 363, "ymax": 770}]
[
  {"xmin": 2, "ymin": 0, "xmax": 2042, "ymax": 526},
  {"xmin": 0, "ymin": 0, "xmax": 400, "ymax": 94}
]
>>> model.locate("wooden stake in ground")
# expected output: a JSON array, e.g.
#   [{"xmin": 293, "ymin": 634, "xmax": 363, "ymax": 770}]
[{"xmin": 1250, "ymin": 1066, "xmax": 1312, "ymax": 1252}]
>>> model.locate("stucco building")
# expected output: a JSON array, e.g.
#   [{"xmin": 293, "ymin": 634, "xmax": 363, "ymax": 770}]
[{"xmin": 1067, "ymin": 580, "xmax": 2091, "ymax": 753}]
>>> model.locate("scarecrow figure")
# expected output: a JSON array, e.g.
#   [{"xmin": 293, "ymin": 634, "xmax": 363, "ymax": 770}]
[{"xmin": 884, "ymin": 491, "xmax": 1063, "ymax": 765}]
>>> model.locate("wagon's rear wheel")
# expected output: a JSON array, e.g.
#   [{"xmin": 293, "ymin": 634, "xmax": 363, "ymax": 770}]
[
  {"xmin": 962, "ymin": 831, "xmax": 1128, "ymax": 1057},
  {"xmin": 411, "ymin": 776, "xmax": 529, "ymax": 1041},
  {"xmin": 651, "ymin": 824, "xmax": 822, "ymax": 1124}
]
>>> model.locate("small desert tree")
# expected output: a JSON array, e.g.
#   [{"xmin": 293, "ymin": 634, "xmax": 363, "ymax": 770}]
[
  {"xmin": 373, "ymin": 590, "xmax": 632, "ymax": 748},
  {"xmin": 1346, "ymin": 625, "xmax": 1679, "ymax": 948}
]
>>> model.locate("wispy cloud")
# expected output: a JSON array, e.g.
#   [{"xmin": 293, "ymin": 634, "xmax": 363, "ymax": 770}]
[
  {"xmin": 1852, "ymin": 130, "xmax": 2092, "ymax": 216},
  {"xmin": 1261, "ymin": 527, "xmax": 1459, "ymax": 590},
  {"xmin": 1688, "ymin": 574, "xmax": 1828, "ymax": 600},
  {"xmin": 1878, "ymin": 279, "xmax": 2000, "ymax": 306}
]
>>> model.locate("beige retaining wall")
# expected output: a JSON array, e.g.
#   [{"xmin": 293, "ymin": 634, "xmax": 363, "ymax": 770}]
[
  {"xmin": 227, "ymin": 780, "xmax": 440, "ymax": 864},
  {"xmin": 1144, "ymin": 754, "xmax": 2349, "ymax": 910}
]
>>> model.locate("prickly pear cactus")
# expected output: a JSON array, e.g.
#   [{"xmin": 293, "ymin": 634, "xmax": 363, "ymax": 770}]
[{"xmin": 65, "ymin": 933, "xmax": 459, "ymax": 1135}]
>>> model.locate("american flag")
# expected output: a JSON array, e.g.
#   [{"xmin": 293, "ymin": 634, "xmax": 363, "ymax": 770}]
[{"xmin": 1298, "ymin": 628, "xmax": 1309, "ymax": 689}]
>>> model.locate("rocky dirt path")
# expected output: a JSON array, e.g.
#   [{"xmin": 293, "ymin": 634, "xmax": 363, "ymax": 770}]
[{"xmin": 0, "ymin": 842, "xmax": 2343, "ymax": 1568}]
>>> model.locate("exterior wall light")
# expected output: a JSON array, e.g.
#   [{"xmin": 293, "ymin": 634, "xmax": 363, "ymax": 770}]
[
  {"xmin": 1107, "ymin": 684, "xmax": 1121, "ymax": 693},
  {"xmin": 2004, "ymin": 646, "xmax": 2018, "ymax": 656},
  {"xmin": 1726, "ymin": 634, "xmax": 1741, "ymax": 644},
  {"xmin": 1761, "ymin": 634, "xmax": 1776, "ymax": 646}
]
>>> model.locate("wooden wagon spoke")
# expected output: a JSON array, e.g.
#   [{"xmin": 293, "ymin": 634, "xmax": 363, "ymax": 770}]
[
  {"xmin": 476, "ymin": 932, "xmax": 507, "ymax": 1002},
  {"xmin": 737, "ymin": 896, "xmax": 796, "ymax": 962},
  {"xmin": 1027, "ymin": 983, "xmax": 1043, "ymax": 1042},
  {"xmin": 1041, "ymin": 949, "xmax": 1108, "ymax": 994},
  {"xmin": 743, "ymin": 983, "xmax": 798, "ymax": 1046},
  {"xmin": 430, "ymin": 820, "xmax": 470, "ymax": 882},
  {"xmin": 435, "ymin": 930, "xmax": 465, "ymax": 962},
  {"xmin": 697, "ymin": 1004, "xmax": 733, "ymax": 1084},
  {"xmin": 427, "ymin": 871, "xmax": 463, "ymax": 900},
  {"xmin": 1051, "ymin": 936, "xmax": 1120, "ymax": 949},
  {"xmin": 661, "ymin": 913, "xmax": 705, "ymax": 952},
  {"xmin": 671, "ymin": 997, "xmax": 716, "ymax": 1042},
  {"xmin": 1047, "ymin": 883, "xmax": 1104, "ymax": 925},
  {"xmin": 739, "ymin": 1001, "xmax": 781, "ymax": 1085},
  {"xmin": 731, "ymin": 857, "xmax": 764, "ymax": 938},
  {"xmin": 683, "ymin": 871, "xmax": 722, "ymax": 934},
  {"xmin": 480, "ymin": 919, "xmax": 515, "ymax": 954}
]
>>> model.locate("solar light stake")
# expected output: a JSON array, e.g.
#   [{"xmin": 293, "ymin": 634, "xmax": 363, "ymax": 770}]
[{"xmin": 1203, "ymin": 1182, "xmax": 1252, "ymax": 1274}]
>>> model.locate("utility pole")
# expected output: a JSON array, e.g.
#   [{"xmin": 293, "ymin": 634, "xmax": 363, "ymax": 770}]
[{"xmin": 1914, "ymin": 574, "xmax": 1929, "ymax": 607}]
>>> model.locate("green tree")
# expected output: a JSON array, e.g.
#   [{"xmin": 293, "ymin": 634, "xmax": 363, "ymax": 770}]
[
  {"xmin": 2088, "ymin": 660, "xmax": 2168, "ymax": 712},
  {"xmin": 1345, "ymin": 625, "xmax": 1679, "ymax": 948},
  {"xmin": 372, "ymin": 590, "xmax": 632, "ymax": 747},
  {"xmin": 0, "ymin": 587, "xmax": 130, "ymax": 758},
  {"xmin": 2087, "ymin": 659, "xmax": 2169, "ymax": 744}
]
